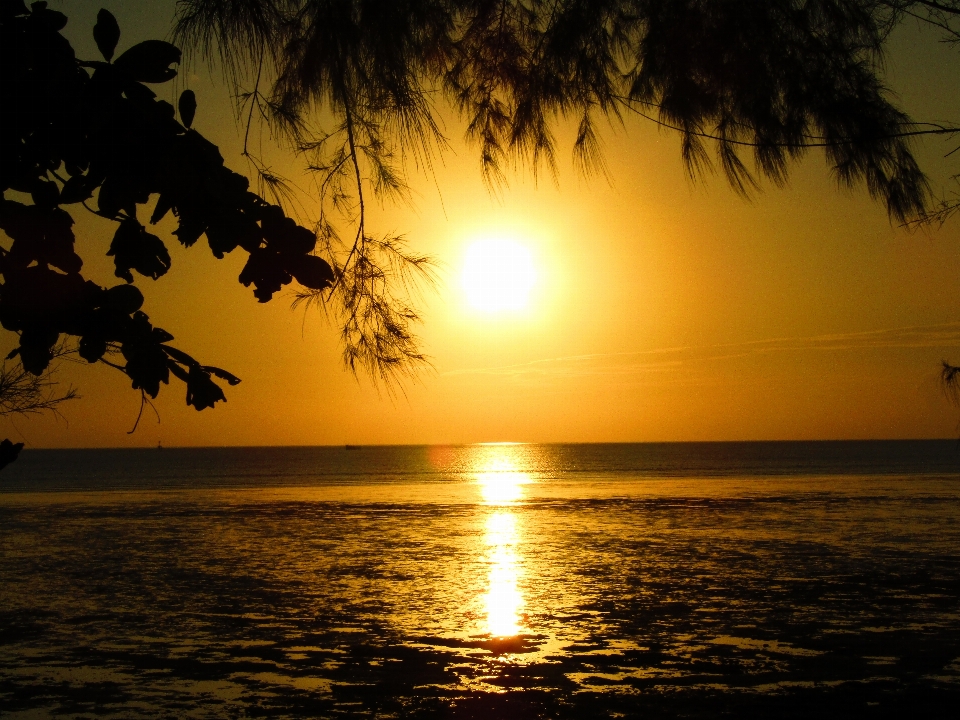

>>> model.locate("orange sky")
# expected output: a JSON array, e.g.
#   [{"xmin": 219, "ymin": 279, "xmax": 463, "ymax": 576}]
[{"xmin": 6, "ymin": 1, "xmax": 960, "ymax": 447}]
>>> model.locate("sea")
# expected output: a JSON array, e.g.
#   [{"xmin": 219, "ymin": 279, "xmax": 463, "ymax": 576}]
[{"xmin": 1, "ymin": 441, "xmax": 959, "ymax": 718}]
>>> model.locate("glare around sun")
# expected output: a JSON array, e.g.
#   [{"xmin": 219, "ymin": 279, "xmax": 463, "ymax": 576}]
[{"xmin": 462, "ymin": 238, "xmax": 537, "ymax": 313}]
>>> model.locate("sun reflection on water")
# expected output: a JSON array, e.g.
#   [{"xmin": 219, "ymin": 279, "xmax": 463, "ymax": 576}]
[
  {"xmin": 484, "ymin": 511, "xmax": 523, "ymax": 637},
  {"xmin": 469, "ymin": 445, "xmax": 533, "ymax": 638},
  {"xmin": 477, "ymin": 468, "xmax": 530, "ymax": 505},
  {"xmin": 475, "ymin": 450, "xmax": 533, "ymax": 507}
]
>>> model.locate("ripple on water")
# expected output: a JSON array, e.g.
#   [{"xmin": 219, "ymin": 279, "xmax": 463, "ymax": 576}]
[{"xmin": 2, "ymin": 458, "xmax": 960, "ymax": 716}]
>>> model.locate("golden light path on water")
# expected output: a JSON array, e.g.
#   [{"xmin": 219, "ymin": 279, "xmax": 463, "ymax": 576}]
[
  {"xmin": 3, "ymin": 445, "xmax": 960, "ymax": 715},
  {"xmin": 484, "ymin": 511, "xmax": 523, "ymax": 637},
  {"xmin": 473, "ymin": 444, "xmax": 532, "ymax": 639}
]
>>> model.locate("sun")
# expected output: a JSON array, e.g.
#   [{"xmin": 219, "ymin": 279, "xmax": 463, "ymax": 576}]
[{"xmin": 462, "ymin": 238, "xmax": 538, "ymax": 313}]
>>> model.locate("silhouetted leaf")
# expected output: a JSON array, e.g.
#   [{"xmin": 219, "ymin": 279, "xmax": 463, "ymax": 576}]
[
  {"xmin": 30, "ymin": 2, "xmax": 66, "ymax": 31},
  {"xmin": 123, "ymin": 348, "xmax": 168, "ymax": 397},
  {"xmin": 93, "ymin": 9, "xmax": 120, "ymax": 62},
  {"xmin": 172, "ymin": 218, "xmax": 206, "ymax": 247},
  {"xmin": 78, "ymin": 335, "xmax": 107, "ymax": 363},
  {"xmin": 185, "ymin": 364, "xmax": 226, "ymax": 410},
  {"xmin": 286, "ymin": 254, "xmax": 334, "ymax": 291},
  {"xmin": 96, "ymin": 177, "xmax": 129, "ymax": 218},
  {"xmin": 161, "ymin": 345, "xmax": 198, "ymax": 368},
  {"xmin": 104, "ymin": 284, "xmax": 144, "ymax": 314},
  {"xmin": 267, "ymin": 227, "xmax": 316, "ymax": 256},
  {"xmin": 206, "ymin": 211, "xmax": 262, "ymax": 258},
  {"xmin": 150, "ymin": 193, "xmax": 174, "ymax": 224},
  {"xmin": 0, "ymin": 265, "xmax": 87, "ymax": 332},
  {"xmin": 122, "ymin": 81, "xmax": 157, "ymax": 101},
  {"xmin": 30, "ymin": 180, "xmax": 59, "ymax": 208},
  {"xmin": 0, "ymin": 203, "xmax": 82, "ymax": 275},
  {"xmin": 203, "ymin": 365, "xmax": 241, "ymax": 386},
  {"xmin": 120, "ymin": 312, "xmax": 171, "ymax": 397},
  {"xmin": 64, "ymin": 160, "xmax": 88, "ymax": 177},
  {"xmin": 58, "ymin": 174, "xmax": 94, "ymax": 204},
  {"xmin": 18, "ymin": 328, "xmax": 60, "ymax": 375},
  {"xmin": 0, "ymin": 439, "xmax": 24, "ymax": 471},
  {"xmin": 238, "ymin": 249, "xmax": 290, "ymax": 302},
  {"xmin": 178, "ymin": 89, "xmax": 196, "ymax": 128},
  {"xmin": 107, "ymin": 219, "xmax": 171, "ymax": 282},
  {"xmin": 152, "ymin": 327, "xmax": 174, "ymax": 344},
  {"xmin": 260, "ymin": 205, "xmax": 316, "ymax": 255},
  {"xmin": 113, "ymin": 40, "xmax": 181, "ymax": 83},
  {"xmin": 178, "ymin": 129, "xmax": 225, "ymax": 167},
  {"xmin": 167, "ymin": 362, "xmax": 190, "ymax": 382}
]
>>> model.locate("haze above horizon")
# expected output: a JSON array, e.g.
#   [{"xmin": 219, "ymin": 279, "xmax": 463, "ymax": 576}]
[{"xmin": 4, "ymin": 0, "xmax": 959, "ymax": 448}]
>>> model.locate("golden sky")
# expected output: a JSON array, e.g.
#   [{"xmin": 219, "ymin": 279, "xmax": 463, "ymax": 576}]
[{"xmin": 7, "ymin": 1, "xmax": 960, "ymax": 447}]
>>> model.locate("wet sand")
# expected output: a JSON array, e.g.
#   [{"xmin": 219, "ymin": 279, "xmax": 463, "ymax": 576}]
[{"xmin": 1, "ymin": 473, "xmax": 959, "ymax": 718}]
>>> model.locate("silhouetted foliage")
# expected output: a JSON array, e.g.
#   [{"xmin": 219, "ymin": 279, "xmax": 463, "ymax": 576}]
[
  {"xmin": 943, "ymin": 361, "xmax": 960, "ymax": 405},
  {"xmin": 881, "ymin": 1, "xmax": 960, "ymax": 228},
  {"xmin": 0, "ymin": 340, "xmax": 77, "ymax": 416},
  {"xmin": 0, "ymin": 438, "xmax": 22, "ymax": 470},
  {"xmin": 3, "ymin": 2, "xmax": 958, "ymax": 462},
  {"xmin": 880, "ymin": 2, "xmax": 960, "ymax": 398},
  {"xmin": 0, "ymin": 2, "xmax": 336, "ymax": 462},
  {"xmin": 177, "ymin": 1, "xmax": 934, "ymax": 218},
  {"xmin": 175, "ymin": 0, "xmax": 960, "ymax": 407},
  {"xmin": 0, "ymin": 340, "xmax": 77, "ymax": 465}
]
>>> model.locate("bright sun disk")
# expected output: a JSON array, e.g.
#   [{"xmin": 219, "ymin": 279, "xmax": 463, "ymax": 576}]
[{"xmin": 462, "ymin": 238, "xmax": 537, "ymax": 313}]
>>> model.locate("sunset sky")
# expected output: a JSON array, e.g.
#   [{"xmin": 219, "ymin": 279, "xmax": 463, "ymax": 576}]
[{"xmin": 7, "ymin": 0, "xmax": 960, "ymax": 447}]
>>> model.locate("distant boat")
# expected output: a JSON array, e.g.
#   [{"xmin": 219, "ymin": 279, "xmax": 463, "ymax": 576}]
[
  {"xmin": 157, "ymin": 441, "xmax": 163, "ymax": 450},
  {"xmin": 344, "ymin": 444, "xmax": 361, "ymax": 450}
]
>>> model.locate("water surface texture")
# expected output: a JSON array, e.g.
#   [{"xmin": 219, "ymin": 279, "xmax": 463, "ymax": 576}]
[{"xmin": 1, "ymin": 442, "xmax": 959, "ymax": 718}]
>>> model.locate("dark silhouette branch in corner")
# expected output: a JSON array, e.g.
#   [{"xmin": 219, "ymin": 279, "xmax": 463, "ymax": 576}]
[
  {"xmin": 0, "ymin": 342, "xmax": 77, "ymax": 417},
  {"xmin": 943, "ymin": 361, "xmax": 960, "ymax": 405},
  {"xmin": 0, "ymin": 2, "xmax": 337, "ymax": 468},
  {"xmin": 0, "ymin": 342, "xmax": 77, "ymax": 470}
]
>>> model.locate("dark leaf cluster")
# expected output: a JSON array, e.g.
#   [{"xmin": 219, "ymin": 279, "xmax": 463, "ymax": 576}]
[
  {"xmin": 0, "ymin": 438, "xmax": 22, "ymax": 470},
  {"xmin": 177, "ymin": 0, "xmax": 931, "ymax": 221},
  {"xmin": 0, "ymin": 339, "xmax": 77, "ymax": 416},
  {"xmin": 0, "ymin": 2, "xmax": 334, "ymax": 415}
]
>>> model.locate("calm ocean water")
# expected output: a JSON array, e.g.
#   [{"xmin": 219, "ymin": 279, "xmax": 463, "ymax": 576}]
[{"xmin": 1, "ymin": 441, "xmax": 959, "ymax": 718}]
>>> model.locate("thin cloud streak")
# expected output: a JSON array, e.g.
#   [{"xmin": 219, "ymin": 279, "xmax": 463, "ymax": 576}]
[{"xmin": 443, "ymin": 323, "xmax": 960, "ymax": 379}]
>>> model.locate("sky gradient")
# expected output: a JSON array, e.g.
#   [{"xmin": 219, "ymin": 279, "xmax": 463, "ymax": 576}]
[{"xmin": 6, "ymin": 0, "xmax": 960, "ymax": 447}]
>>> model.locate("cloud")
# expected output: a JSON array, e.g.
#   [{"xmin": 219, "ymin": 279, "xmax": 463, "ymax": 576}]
[{"xmin": 442, "ymin": 322, "xmax": 960, "ymax": 380}]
